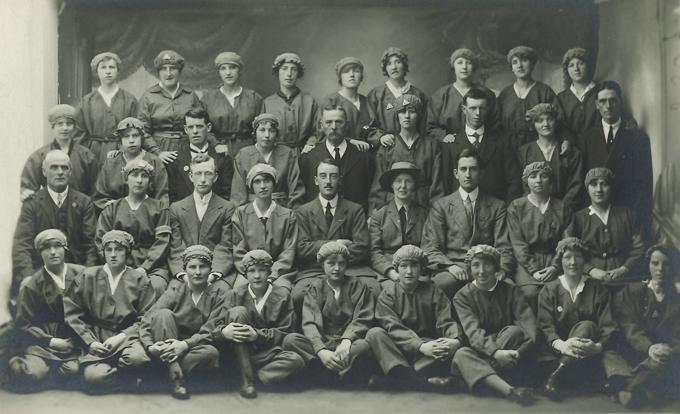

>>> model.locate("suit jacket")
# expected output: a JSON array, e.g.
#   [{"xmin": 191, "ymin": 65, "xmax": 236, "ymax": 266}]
[
  {"xmin": 578, "ymin": 124, "xmax": 653, "ymax": 233},
  {"xmin": 369, "ymin": 201, "xmax": 428, "ymax": 278},
  {"xmin": 295, "ymin": 197, "xmax": 372, "ymax": 280},
  {"xmin": 299, "ymin": 139, "xmax": 374, "ymax": 210},
  {"xmin": 232, "ymin": 203, "xmax": 297, "ymax": 282},
  {"xmin": 165, "ymin": 141, "xmax": 233, "ymax": 203},
  {"xmin": 440, "ymin": 127, "xmax": 522, "ymax": 204},
  {"xmin": 231, "ymin": 144, "xmax": 305, "ymax": 208},
  {"xmin": 422, "ymin": 190, "xmax": 514, "ymax": 275},
  {"xmin": 168, "ymin": 193, "xmax": 236, "ymax": 280},
  {"xmin": 12, "ymin": 188, "xmax": 97, "ymax": 296}
]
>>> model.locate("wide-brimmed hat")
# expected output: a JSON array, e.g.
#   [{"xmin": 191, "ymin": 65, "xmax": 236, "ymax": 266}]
[{"xmin": 379, "ymin": 161, "xmax": 420, "ymax": 192}]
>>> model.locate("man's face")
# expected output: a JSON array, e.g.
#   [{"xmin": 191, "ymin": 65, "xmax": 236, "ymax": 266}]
[
  {"xmin": 314, "ymin": 162, "xmax": 341, "ymax": 199},
  {"xmin": 51, "ymin": 118, "xmax": 76, "ymax": 141},
  {"xmin": 184, "ymin": 116, "xmax": 211, "ymax": 147},
  {"xmin": 40, "ymin": 241, "xmax": 66, "ymax": 269},
  {"xmin": 595, "ymin": 88, "xmax": 622, "ymax": 123},
  {"xmin": 321, "ymin": 109, "xmax": 346, "ymax": 145},
  {"xmin": 121, "ymin": 128, "xmax": 143, "ymax": 156},
  {"xmin": 454, "ymin": 156, "xmax": 480, "ymax": 192},
  {"xmin": 462, "ymin": 97, "xmax": 488, "ymax": 129},
  {"xmin": 43, "ymin": 156, "xmax": 71, "ymax": 192},
  {"xmin": 189, "ymin": 160, "xmax": 217, "ymax": 195},
  {"xmin": 278, "ymin": 63, "xmax": 299, "ymax": 88}
]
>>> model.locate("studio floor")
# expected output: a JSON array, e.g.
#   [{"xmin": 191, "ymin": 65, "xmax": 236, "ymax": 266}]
[{"xmin": 2, "ymin": 387, "xmax": 680, "ymax": 414}]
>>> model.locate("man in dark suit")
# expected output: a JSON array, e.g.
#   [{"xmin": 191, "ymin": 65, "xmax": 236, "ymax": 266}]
[
  {"xmin": 166, "ymin": 109, "xmax": 233, "ymax": 202},
  {"xmin": 12, "ymin": 150, "xmax": 97, "ymax": 298},
  {"xmin": 578, "ymin": 81, "xmax": 653, "ymax": 240},
  {"xmin": 299, "ymin": 105, "xmax": 374, "ymax": 210},
  {"xmin": 293, "ymin": 158, "xmax": 380, "ymax": 309},
  {"xmin": 440, "ymin": 88, "xmax": 522, "ymax": 204},
  {"xmin": 167, "ymin": 155, "xmax": 237, "ymax": 293},
  {"xmin": 422, "ymin": 149, "xmax": 514, "ymax": 299}
]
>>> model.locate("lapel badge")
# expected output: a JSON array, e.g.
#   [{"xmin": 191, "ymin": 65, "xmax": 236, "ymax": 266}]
[
  {"xmin": 72, "ymin": 202, "xmax": 77, "ymax": 208},
  {"xmin": 183, "ymin": 165, "xmax": 190, "ymax": 172},
  {"xmin": 386, "ymin": 103, "xmax": 394, "ymax": 110},
  {"xmin": 557, "ymin": 305, "xmax": 563, "ymax": 313}
]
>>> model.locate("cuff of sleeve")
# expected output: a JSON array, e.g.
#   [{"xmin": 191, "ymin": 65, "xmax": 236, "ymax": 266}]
[
  {"xmin": 407, "ymin": 339, "xmax": 426, "ymax": 355},
  {"xmin": 312, "ymin": 339, "xmax": 326, "ymax": 354},
  {"xmin": 584, "ymin": 264, "xmax": 595, "ymax": 274}
]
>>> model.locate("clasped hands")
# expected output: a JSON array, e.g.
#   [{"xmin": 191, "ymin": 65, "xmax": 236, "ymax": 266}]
[
  {"xmin": 88, "ymin": 332, "xmax": 127, "ymax": 358},
  {"xmin": 419, "ymin": 338, "xmax": 460, "ymax": 360},
  {"xmin": 317, "ymin": 339, "xmax": 353, "ymax": 372},
  {"xmin": 553, "ymin": 337, "xmax": 602, "ymax": 359}
]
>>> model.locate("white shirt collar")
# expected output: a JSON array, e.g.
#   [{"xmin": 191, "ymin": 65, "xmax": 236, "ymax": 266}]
[
  {"xmin": 159, "ymin": 82, "xmax": 180, "ymax": 98},
  {"xmin": 193, "ymin": 190, "xmax": 212, "ymax": 204},
  {"xmin": 394, "ymin": 198, "xmax": 408, "ymax": 214},
  {"xmin": 253, "ymin": 200, "xmax": 277, "ymax": 219},
  {"xmin": 588, "ymin": 205, "xmax": 611, "ymax": 225},
  {"xmin": 465, "ymin": 124, "xmax": 485, "ymax": 144},
  {"xmin": 472, "ymin": 279, "xmax": 499, "ymax": 291},
  {"xmin": 527, "ymin": 195, "xmax": 551, "ymax": 214},
  {"xmin": 190, "ymin": 290, "xmax": 204, "ymax": 306},
  {"xmin": 97, "ymin": 85, "xmax": 119, "ymax": 107},
  {"xmin": 103, "ymin": 264, "xmax": 128, "ymax": 295},
  {"xmin": 220, "ymin": 85, "xmax": 243, "ymax": 107},
  {"xmin": 458, "ymin": 186, "xmax": 479, "ymax": 203},
  {"xmin": 385, "ymin": 80, "xmax": 411, "ymax": 98},
  {"xmin": 190, "ymin": 142, "xmax": 209, "ymax": 154},
  {"xmin": 47, "ymin": 186, "xmax": 69, "ymax": 207},
  {"xmin": 255, "ymin": 144, "xmax": 274, "ymax": 163},
  {"xmin": 602, "ymin": 118, "xmax": 622, "ymax": 141},
  {"xmin": 325, "ymin": 139, "xmax": 348, "ymax": 159},
  {"xmin": 513, "ymin": 81, "xmax": 536, "ymax": 99},
  {"xmin": 248, "ymin": 283, "xmax": 273, "ymax": 314},
  {"xmin": 326, "ymin": 280, "xmax": 341, "ymax": 300},
  {"xmin": 318, "ymin": 193, "xmax": 338, "ymax": 211},
  {"xmin": 570, "ymin": 82, "xmax": 595, "ymax": 102},
  {"xmin": 44, "ymin": 265, "xmax": 67, "ymax": 290},
  {"xmin": 559, "ymin": 274, "xmax": 586, "ymax": 302},
  {"xmin": 338, "ymin": 90, "xmax": 361, "ymax": 110}
]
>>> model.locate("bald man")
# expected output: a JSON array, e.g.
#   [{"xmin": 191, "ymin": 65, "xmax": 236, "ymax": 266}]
[{"xmin": 12, "ymin": 150, "xmax": 98, "ymax": 299}]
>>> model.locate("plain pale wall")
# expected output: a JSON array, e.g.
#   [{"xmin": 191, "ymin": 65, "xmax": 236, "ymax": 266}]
[
  {"xmin": 663, "ymin": 0, "xmax": 680, "ymax": 167},
  {"xmin": 0, "ymin": 0, "xmax": 60, "ymax": 323}
]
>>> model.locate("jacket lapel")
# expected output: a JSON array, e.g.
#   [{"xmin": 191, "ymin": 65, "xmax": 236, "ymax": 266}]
[
  {"xmin": 198, "ymin": 195, "xmax": 224, "ymax": 237},
  {"xmin": 311, "ymin": 199, "xmax": 330, "ymax": 235},
  {"xmin": 328, "ymin": 199, "xmax": 348, "ymax": 238},
  {"xmin": 340, "ymin": 142, "xmax": 361, "ymax": 173},
  {"xmin": 179, "ymin": 197, "xmax": 201, "ymax": 242},
  {"xmin": 385, "ymin": 202, "xmax": 401, "ymax": 232}
]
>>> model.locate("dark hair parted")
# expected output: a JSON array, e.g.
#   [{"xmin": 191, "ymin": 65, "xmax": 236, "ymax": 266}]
[
  {"xmin": 595, "ymin": 80, "xmax": 623, "ymax": 100},
  {"xmin": 315, "ymin": 158, "xmax": 342, "ymax": 176},
  {"xmin": 185, "ymin": 108, "xmax": 211, "ymax": 125},
  {"xmin": 455, "ymin": 147, "xmax": 482, "ymax": 168},
  {"xmin": 462, "ymin": 87, "xmax": 490, "ymax": 106}
]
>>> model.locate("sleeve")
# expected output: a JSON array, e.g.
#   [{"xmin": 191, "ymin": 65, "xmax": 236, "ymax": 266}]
[
  {"xmin": 167, "ymin": 207, "xmax": 187, "ymax": 277},
  {"xmin": 426, "ymin": 89, "xmax": 448, "ymax": 142},
  {"xmin": 507, "ymin": 202, "xmax": 539, "ymax": 275},
  {"xmin": 347, "ymin": 205, "xmax": 371, "ymax": 266},
  {"xmin": 301, "ymin": 283, "xmax": 328, "ymax": 353},
  {"xmin": 95, "ymin": 203, "xmax": 116, "ymax": 262},
  {"xmin": 562, "ymin": 148, "xmax": 585, "ymax": 211},
  {"xmin": 152, "ymin": 158, "xmax": 170, "ymax": 207},
  {"xmin": 502, "ymin": 138, "xmax": 523, "ymax": 203},
  {"xmin": 230, "ymin": 154, "xmax": 248, "ymax": 206},
  {"xmin": 20, "ymin": 151, "xmax": 44, "ymax": 193},
  {"xmin": 231, "ymin": 208, "xmax": 248, "ymax": 276},
  {"xmin": 633, "ymin": 131, "xmax": 654, "ymax": 230},
  {"xmin": 11, "ymin": 201, "xmax": 38, "ymax": 284},
  {"xmin": 368, "ymin": 147, "xmax": 389, "ymax": 213},
  {"xmin": 594, "ymin": 284, "xmax": 617, "ymax": 348},
  {"xmin": 141, "ymin": 207, "xmax": 172, "ymax": 277},
  {"xmin": 536, "ymin": 285, "xmax": 561, "ymax": 346},
  {"xmin": 429, "ymin": 148, "xmax": 445, "ymax": 205},
  {"xmin": 184, "ymin": 290, "xmax": 230, "ymax": 349},
  {"xmin": 511, "ymin": 286, "xmax": 538, "ymax": 355},
  {"xmin": 616, "ymin": 286, "xmax": 653, "ymax": 354},
  {"xmin": 210, "ymin": 204, "xmax": 235, "ymax": 279},
  {"xmin": 138, "ymin": 287, "xmax": 178, "ymax": 349},
  {"xmin": 121, "ymin": 274, "xmax": 157, "ymax": 337},
  {"xmin": 295, "ymin": 208, "xmax": 330, "ymax": 265},
  {"xmin": 623, "ymin": 211, "xmax": 645, "ymax": 271},
  {"xmin": 341, "ymin": 281, "xmax": 375, "ymax": 341},
  {"xmin": 434, "ymin": 287, "xmax": 463, "ymax": 341},
  {"xmin": 375, "ymin": 289, "xmax": 424, "ymax": 354},
  {"xmin": 73, "ymin": 101, "xmax": 88, "ymax": 145},
  {"xmin": 453, "ymin": 289, "xmax": 499, "ymax": 356},
  {"xmin": 254, "ymin": 293, "xmax": 296, "ymax": 348},
  {"xmin": 137, "ymin": 94, "xmax": 160, "ymax": 154},
  {"xmin": 369, "ymin": 208, "xmax": 393, "ymax": 277},
  {"xmin": 63, "ymin": 274, "xmax": 98, "ymax": 346},
  {"xmin": 421, "ymin": 201, "xmax": 454, "ymax": 268},
  {"xmin": 93, "ymin": 161, "xmax": 117, "ymax": 211},
  {"xmin": 286, "ymin": 151, "xmax": 306, "ymax": 209},
  {"xmin": 493, "ymin": 203, "xmax": 515, "ymax": 276},
  {"xmin": 14, "ymin": 284, "xmax": 54, "ymax": 345},
  {"xmin": 366, "ymin": 88, "xmax": 388, "ymax": 139},
  {"xmin": 270, "ymin": 212, "xmax": 298, "ymax": 280},
  {"xmin": 83, "ymin": 150, "xmax": 100, "ymax": 196},
  {"xmin": 214, "ymin": 154, "xmax": 234, "ymax": 200},
  {"xmin": 80, "ymin": 197, "xmax": 99, "ymax": 267}
]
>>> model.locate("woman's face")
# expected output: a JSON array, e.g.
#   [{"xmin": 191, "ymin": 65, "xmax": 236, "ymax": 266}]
[
  {"xmin": 391, "ymin": 173, "xmax": 416, "ymax": 202},
  {"xmin": 246, "ymin": 264, "xmax": 270, "ymax": 291},
  {"xmin": 567, "ymin": 58, "xmax": 588, "ymax": 83},
  {"xmin": 218, "ymin": 63, "xmax": 241, "ymax": 87},
  {"xmin": 562, "ymin": 249, "xmax": 585, "ymax": 278},
  {"xmin": 453, "ymin": 57, "xmax": 474, "ymax": 81},
  {"xmin": 323, "ymin": 254, "xmax": 348, "ymax": 284},
  {"xmin": 255, "ymin": 121, "xmax": 278, "ymax": 151},
  {"xmin": 649, "ymin": 250, "xmax": 673, "ymax": 285},
  {"xmin": 52, "ymin": 118, "xmax": 76, "ymax": 140},
  {"xmin": 385, "ymin": 56, "xmax": 406, "ymax": 80},
  {"xmin": 104, "ymin": 243, "xmax": 127, "ymax": 272},
  {"xmin": 278, "ymin": 63, "xmax": 299, "ymax": 88},
  {"xmin": 534, "ymin": 114, "xmax": 556, "ymax": 138},
  {"xmin": 127, "ymin": 170, "xmax": 151, "ymax": 196},
  {"xmin": 398, "ymin": 260, "xmax": 421, "ymax": 289},
  {"xmin": 340, "ymin": 64, "xmax": 363, "ymax": 89},
  {"xmin": 97, "ymin": 58, "xmax": 119, "ymax": 85},
  {"xmin": 251, "ymin": 174, "xmax": 274, "ymax": 200},
  {"xmin": 121, "ymin": 128, "xmax": 143, "ymax": 156},
  {"xmin": 511, "ymin": 56, "xmax": 534, "ymax": 79},
  {"xmin": 397, "ymin": 108, "xmax": 418, "ymax": 130},
  {"xmin": 185, "ymin": 258, "xmax": 210, "ymax": 290},
  {"xmin": 470, "ymin": 256, "xmax": 498, "ymax": 289},
  {"xmin": 39, "ymin": 241, "xmax": 66, "ymax": 269},
  {"xmin": 588, "ymin": 178, "xmax": 611, "ymax": 205},
  {"xmin": 527, "ymin": 171, "xmax": 551, "ymax": 195},
  {"xmin": 159, "ymin": 64, "xmax": 180, "ymax": 89}
]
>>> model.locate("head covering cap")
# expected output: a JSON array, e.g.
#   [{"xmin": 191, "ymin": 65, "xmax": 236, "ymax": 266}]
[
  {"xmin": 584, "ymin": 167, "xmax": 614, "ymax": 186},
  {"xmin": 555, "ymin": 237, "xmax": 588, "ymax": 257},
  {"xmin": 154, "ymin": 50, "xmax": 185, "ymax": 71},
  {"xmin": 316, "ymin": 241, "xmax": 350, "ymax": 264},
  {"xmin": 47, "ymin": 104, "xmax": 77, "ymax": 124},
  {"xmin": 449, "ymin": 48, "xmax": 478, "ymax": 68},
  {"xmin": 101, "ymin": 230, "xmax": 134, "ymax": 250},
  {"xmin": 252, "ymin": 113, "xmax": 279, "ymax": 130},
  {"xmin": 335, "ymin": 57, "xmax": 363, "ymax": 76},
  {"xmin": 522, "ymin": 161, "xmax": 553, "ymax": 183},
  {"xmin": 393, "ymin": 94, "xmax": 423, "ymax": 114},
  {"xmin": 273, "ymin": 52, "xmax": 304, "ymax": 71},
  {"xmin": 116, "ymin": 117, "xmax": 145, "ymax": 132},
  {"xmin": 90, "ymin": 52, "xmax": 122, "ymax": 74},
  {"xmin": 246, "ymin": 163, "xmax": 277, "ymax": 189},
  {"xmin": 562, "ymin": 47, "xmax": 590, "ymax": 66},
  {"xmin": 525, "ymin": 103, "xmax": 558, "ymax": 123},
  {"xmin": 507, "ymin": 46, "xmax": 538, "ymax": 64},
  {"xmin": 465, "ymin": 244, "xmax": 501, "ymax": 267},
  {"xmin": 242, "ymin": 250, "xmax": 274, "ymax": 272},
  {"xmin": 381, "ymin": 47, "xmax": 409, "ymax": 76},
  {"xmin": 122, "ymin": 158, "xmax": 154, "ymax": 179},
  {"xmin": 214, "ymin": 51, "xmax": 243, "ymax": 69},
  {"xmin": 34, "ymin": 229, "xmax": 68, "ymax": 251},
  {"xmin": 392, "ymin": 245, "xmax": 428, "ymax": 267},
  {"xmin": 182, "ymin": 245, "xmax": 213, "ymax": 266},
  {"xmin": 379, "ymin": 161, "xmax": 420, "ymax": 192}
]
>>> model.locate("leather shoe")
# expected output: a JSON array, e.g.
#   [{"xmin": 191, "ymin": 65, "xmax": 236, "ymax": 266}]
[
  {"xmin": 508, "ymin": 387, "xmax": 537, "ymax": 406},
  {"xmin": 240, "ymin": 382, "xmax": 257, "ymax": 399},
  {"xmin": 171, "ymin": 379, "xmax": 190, "ymax": 400}
]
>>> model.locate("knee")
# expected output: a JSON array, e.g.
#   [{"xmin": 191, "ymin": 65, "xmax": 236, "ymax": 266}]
[
  {"xmin": 9, "ymin": 356, "xmax": 49, "ymax": 383},
  {"xmin": 281, "ymin": 333, "xmax": 307, "ymax": 351},
  {"xmin": 498, "ymin": 325, "xmax": 528, "ymax": 350},
  {"xmin": 520, "ymin": 285, "xmax": 540, "ymax": 303},
  {"xmin": 57, "ymin": 360, "xmax": 80, "ymax": 377},
  {"xmin": 227, "ymin": 306, "xmax": 249, "ymax": 323},
  {"xmin": 570, "ymin": 320, "xmax": 599, "ymax": 340},
  {"xmin": 366, "ymin": 327, "xmax": 389, "ymax": 342},
  {"xmin": 452, "ymin": 346, "xmax": 476, "ymax": 364},
  {"xmin": 83, "ymin": 363, "xmax": 116, "ymax": 386},
  {"xmin": 119, "ymin": 346, "xmax": 151, "ymax": 368},
  {"xmin": 351, "ymin": 339, "xmax": 371, "ymax": 355},
  {"xmin": 151, "ymin": 308, "xmax": 175, "ymax": 323},
  {"xmin": 150, "ymin": 275, "xmax": 168, "ymax": 297},
  {"xmin": 433, "ymin": 272, "xmax": 466, "ymax": 298}
]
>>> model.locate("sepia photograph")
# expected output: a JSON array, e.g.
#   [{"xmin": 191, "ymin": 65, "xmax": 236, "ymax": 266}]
[{"xmin": 0, "ymin": 0, "xmax": 679, "ymax": 412}]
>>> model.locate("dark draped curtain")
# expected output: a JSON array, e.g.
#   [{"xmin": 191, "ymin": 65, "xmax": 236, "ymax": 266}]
[{"xmin": 59, "ymin": 0, "xmax": 597, "ymax": 103}]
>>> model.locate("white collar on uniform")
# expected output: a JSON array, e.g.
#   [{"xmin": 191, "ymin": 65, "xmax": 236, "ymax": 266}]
[
  {"xmin": 458, "ymin": 186, "xmax": 479, "ymax": 204},
  {"xmin": 103, "ymin": 264, "xmax": 128, "ymax": 295},
  {"xmin": 47, "ymin": 186, "xmax": 69, "ymax": 207},
  {"xmin": 326, "ymin": 279, "xmax": 341, "ymax": 300},
  {"xmin": 248, "ymin": 283, "xmax": 273, "ymax": 314},
  {"xmin": 44, "ymin": 265, "xmax": 67, "ymax": 290},
  {"xmin": 588, "ymin": 205, "xmax": 611, "ymax": 225},
  {"xmin": 386, "ymin": 81, "xmax": 411, "ymax": 98},
  {"xmin": 191, "ymin": 290, "xmax": 204, "ymax": 306},
  {"xmin": 513, "ymin": 81, "xmax": 536, "ymax": 99},
  {"xmin": 527, "ymin": 195, "xmax": 551, "ymax": 214},
  {"xmin": 338, "ymin": 90, "xmax": 361, "ymax": 110},
  {"xmin": 325, "ymin": 139, "xmax": 348, "ymax": 159},
  {"xmin": 570, "ymin": 82, "xmax": 595, "ymax": 102},
  {"xmin": 559, "ymin": 274, "xmax": 586, "ymax": 302},
  {"xmin": 472, "ymin": 279, "xmax": 499, "ymax": 292},
  {"xmin": 97, "ymin": 85, "xmax": 119, "ymax": 107},
  {"xmin": 253, "ymin": 200, "xmax": 277, "ymax": 219}
]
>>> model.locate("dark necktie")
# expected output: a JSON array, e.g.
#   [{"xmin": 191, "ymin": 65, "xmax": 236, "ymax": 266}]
[
  {"xmin": 334, "ymin": 147, "xmax": 341, "ymax": 165},
  {"xmin": 469, "ymin": 132, "xmax": 481, "ymax": 149},
  {"xmin": 260, "ymin": 217, "xmax": 268, "ymax": 240},
  {"xmin": 325, "ymin": 202, "xmax": 333, "ymax": 228},
  {"xmin": 398, "ymin": 206, "xmax": 407, "ymax": 242},
  {"xmin": 464, "ymin": 195, "xmax": 474, "ymax": 222},
  {"xmin": 606, "ymin": 125, "xmax": 615, "ymax": 149}
]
